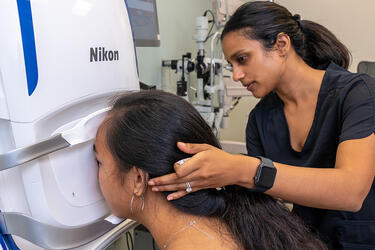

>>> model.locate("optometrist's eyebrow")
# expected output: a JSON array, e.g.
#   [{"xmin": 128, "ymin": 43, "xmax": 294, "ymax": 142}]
[{"xmin": 229, "ymin": 49, "xmax": 246, "ymax": 61}]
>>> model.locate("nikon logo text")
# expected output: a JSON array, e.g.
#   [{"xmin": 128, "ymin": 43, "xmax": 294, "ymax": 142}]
[{"xmin": 90, "ymin": 47, "xmax": 119, "ymax": 62}]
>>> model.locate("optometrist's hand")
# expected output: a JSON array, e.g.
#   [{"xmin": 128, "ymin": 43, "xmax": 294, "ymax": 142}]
[{"xmin": 147, "ymin": 142, "xmax": 259, "ymax": 200}]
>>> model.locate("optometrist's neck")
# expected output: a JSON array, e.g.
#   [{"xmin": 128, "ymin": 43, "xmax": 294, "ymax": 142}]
[{"xmin": 275, "ymin": 56, "xmax": 325, "ymax": 108}]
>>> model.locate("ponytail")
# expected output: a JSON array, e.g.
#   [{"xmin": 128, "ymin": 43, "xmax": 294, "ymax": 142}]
[
  {"xmin": 222, "ymin": 1, "xmax": 351, "ymax": 69},
  {"xmin": 220, "ymin": 186, "xmax": 327, "ymax": 250},
  {"xmin": 299, "ymin": 20, "xmax": 350, "ymax": 69}
]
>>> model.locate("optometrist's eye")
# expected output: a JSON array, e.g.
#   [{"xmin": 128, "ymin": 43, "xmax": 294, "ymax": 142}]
[{"xmin": 237, "ymin": 55, "xmax": 248, "ymax": 64}]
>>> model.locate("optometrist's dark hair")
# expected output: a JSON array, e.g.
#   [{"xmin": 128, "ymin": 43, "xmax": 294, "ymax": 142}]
[
  {"xmin": 105, "ymin": 90, "xmax": 327, "ymax": 250},
  {"xmin": 222, "ymin": 1, "xmax": 351, "ymax": 69}
]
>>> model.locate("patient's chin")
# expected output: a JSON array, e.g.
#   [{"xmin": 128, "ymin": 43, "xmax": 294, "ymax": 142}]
[{"xmin": 112, "ymin": 211, "xmax": 128, "ymax": 220}]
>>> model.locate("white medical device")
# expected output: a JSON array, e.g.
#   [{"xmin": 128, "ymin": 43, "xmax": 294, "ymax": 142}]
[
  {"xmin": 0, "ymin": 0, "xmax": 140, "ymax": 249},
  {"xmin": 161, "ymin": 0, "xmax": 253, "ymax": 131}
]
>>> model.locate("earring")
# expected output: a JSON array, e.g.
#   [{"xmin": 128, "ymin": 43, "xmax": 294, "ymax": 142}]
[
  {"xmin": 130, "ymin": 194, "xmax": 135, "ymax": 214},
  {"xmin": 130, "ymin": 194, "xmax": 145, "ymax": 214},
  {"xmin": 141, "ymin": 194, "xmax": 145, "ymax": 211}
]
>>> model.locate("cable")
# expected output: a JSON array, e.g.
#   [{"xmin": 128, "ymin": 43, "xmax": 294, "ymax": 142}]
[
  {"xmin": 204, "ymin": 23, "xmax": 215, "ymax": 43},
  {"xmin": 203, "ymin": 10, "xmax": 216, "ymax": 42},
  {"xmin": 125, "ymin": 231, "xmax": 134, "ymax": 250},
  {"xmin": 203, "ymin": 10, "xmax": 215, "ymax": 22},
  {"xmin": 223, "ymin": 96, "xmax": 242, "ymax": 117},
  {"xmin": 152, "ymin": 238, "xmax": 156, "ymax": 250},
  {"xmin": 212, "ymin": 125, "xmax": 219, "ymax": 137}
]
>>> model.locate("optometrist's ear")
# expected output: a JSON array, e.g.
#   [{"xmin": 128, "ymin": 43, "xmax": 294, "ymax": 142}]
[
  {"xmin": 274, "ymin": 32, "xmax": 291, "ymax": 57},
  {"xmin": 131, "ymin": 166, "xmax": 149, "ymax": 197}
]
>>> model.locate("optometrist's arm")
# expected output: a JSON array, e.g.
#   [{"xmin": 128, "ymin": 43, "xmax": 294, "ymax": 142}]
[
  {"xmin": 148, "ymin": 134, "xmax": 375, "ymax": 212},
  {"xmin": 269, "ymin": 133, "xmax": 375, "ymax": 211}
]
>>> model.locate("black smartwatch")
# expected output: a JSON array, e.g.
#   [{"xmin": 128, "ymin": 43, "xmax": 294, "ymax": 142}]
[{"xmin": 251, "ymin": 156, "xmax": 277, "ymax": 193}]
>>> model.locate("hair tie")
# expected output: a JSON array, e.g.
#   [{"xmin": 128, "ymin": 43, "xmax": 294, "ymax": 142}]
[{"xmin": 293, "ymin": 14, "xmax": 302, "ymax": 28}]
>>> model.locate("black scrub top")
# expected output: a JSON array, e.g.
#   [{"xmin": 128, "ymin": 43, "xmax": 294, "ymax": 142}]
[{"xmin": 246, "ymin": 62, "xmax": 375, "ymax": 250}]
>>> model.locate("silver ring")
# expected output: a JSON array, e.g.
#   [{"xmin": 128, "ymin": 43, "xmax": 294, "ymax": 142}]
[
  {"xmin": 185, "ymin": 182, "xmax": 192, "ymax": 193},
  {"xmin": 177, "ymin": 157, "xmax": 191, "ymax": 165}
]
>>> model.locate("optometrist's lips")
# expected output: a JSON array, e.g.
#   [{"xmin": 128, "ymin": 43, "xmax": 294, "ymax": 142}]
[{"xmin": 241, "ymin": 81, "xmax": 256, "ymax": 91}]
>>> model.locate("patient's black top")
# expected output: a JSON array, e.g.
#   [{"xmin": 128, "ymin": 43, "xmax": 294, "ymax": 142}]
[{"xmin": 246, "ymin": 62, "xmax": 375, "ymax": 249}]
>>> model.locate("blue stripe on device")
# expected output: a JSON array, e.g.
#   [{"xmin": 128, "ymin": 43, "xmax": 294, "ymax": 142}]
[{"xmin": 16, "ymin": 0, "xmax": 39, "ymax": 96}]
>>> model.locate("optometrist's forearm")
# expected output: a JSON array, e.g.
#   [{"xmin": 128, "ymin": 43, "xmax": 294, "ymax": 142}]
[{"xmin": 237, "ymin": 135, "xmax": 375, "ymax": 212}]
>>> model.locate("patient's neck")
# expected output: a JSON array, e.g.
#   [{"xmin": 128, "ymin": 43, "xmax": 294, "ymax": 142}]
[{"xmin": 131, "ymin": 189, "xmax": 210, "ymax": 249}]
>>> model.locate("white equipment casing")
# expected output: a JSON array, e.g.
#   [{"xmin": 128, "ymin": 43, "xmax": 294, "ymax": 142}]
[{"xmin": 0, "ymin": 0, "xmax": 139, "ymax": 249}]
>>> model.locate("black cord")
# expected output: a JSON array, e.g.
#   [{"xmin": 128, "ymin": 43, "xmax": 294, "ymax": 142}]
[
  {"xmin": 152, "ymin": 238, "xmax": 156, "ymax": 250},
  {"xmin": 204, "ymin": 23, "xmax": 215, "ymax": 43},
  {"xmin": 203, "ymin": 10, "xmax": 215, "ymax": 21},
  {"xmin": 205, "ymin": 32, "xmax": 216, "ymax": 40},
  {"xmin": 203, "ymin": 10, "xmax": 216, "ymax": 42},
  {"xmin": 126, "ymin": 231, "xmax": 134, "ymax": 250},
  {"xmin": 224, "ymin": 97, "xmax": 242, "ymax": 117},
  {"xmin": 231, "ymin": 97, "xmax": 242, "ymax": 109}
]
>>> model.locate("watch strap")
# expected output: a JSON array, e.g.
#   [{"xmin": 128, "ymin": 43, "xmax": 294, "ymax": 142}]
[
  {"xmin": 256, "ymin": 156, "xmax": 273, "ymax": 167},
  {"xmin": 250, "ymin": 185, "xmax": 269, "ymax": 193}
]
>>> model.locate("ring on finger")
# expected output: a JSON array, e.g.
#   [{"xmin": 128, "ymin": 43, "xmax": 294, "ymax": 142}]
[
  {"xmin": 185, "ymin": 182, "xmax": 192, "ymax": 193},
  {"xmin": 177, "ymin": 157, "xmax": 191, "ymax": 165}
]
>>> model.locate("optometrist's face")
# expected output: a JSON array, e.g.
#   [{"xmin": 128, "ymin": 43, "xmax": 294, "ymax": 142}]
[
  {"xmin": 222, "ymin": 30, "xmax": 284, "ymax": 98},
  {"xmin": 94, "ymin": 123, "xmax": 132, "ymax": 218}
]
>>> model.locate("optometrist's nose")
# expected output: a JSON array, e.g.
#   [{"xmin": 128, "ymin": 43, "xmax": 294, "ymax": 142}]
[{"xmin": 232, "ymin": 66, "xmax": 245, "ymax": 82}]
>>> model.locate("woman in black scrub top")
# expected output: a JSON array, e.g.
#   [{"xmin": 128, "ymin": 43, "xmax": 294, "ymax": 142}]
[{"xmin": 148, "ymin": 2, "xmax": 375, "ymax": 249}]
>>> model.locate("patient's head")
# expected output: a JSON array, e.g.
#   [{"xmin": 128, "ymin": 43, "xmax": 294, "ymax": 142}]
[
  {"xmin": 95, "ymin": 90, "xmax": 224, "ymax": 218},
  {"xmin": 95, "ymin": 90, "xmax": 327, "ymax": 250}
]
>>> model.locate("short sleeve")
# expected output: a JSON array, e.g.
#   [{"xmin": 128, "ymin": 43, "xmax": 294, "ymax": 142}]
[
  {"xmin": 339, "ymin": 76, "xmax": 375, "ymax": 143},
  {"xmin": 246, "ymin": 109, "xmax": 265, "ymax": 156}
]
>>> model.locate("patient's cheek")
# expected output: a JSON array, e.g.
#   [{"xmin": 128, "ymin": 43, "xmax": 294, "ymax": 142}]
[{"xmin": 98, "ymin": 168, "xmax": 110, "ymax": 197}]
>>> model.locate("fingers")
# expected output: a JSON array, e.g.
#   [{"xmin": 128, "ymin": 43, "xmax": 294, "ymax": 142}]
[
  {"xmin": 149, "ymin": 169, "xmax": 201, "ymax": 188},
  {"xmin": 166, "ymin": 190, "xmax": 190, "ymax": 201},
  {"xmin": 147, "ymin": 143, "xmax": 222, "ymax": 202},
  {"xmin": 151, "ymin": 180, "xmax": 200, "ymax": 192},
  {"xmin": 174, "ymin": 157, "xmax": 199, "ymax": 178},
  {"xmin": 177, "ymin": 142, "xmax": 213, "ymax": 154},
  {"xmin": 162, "ymin": 182, "xmax": 203, "ymax": 201},
  {"xmin": 148, "ymin": 172, "xmax": 180, "ymax": 187},
  {"xmin": 149, "ymin": 142, "xmax": 216, "ymax": 184},
  {"xmin": 149, "ymin": 158, "xmax": 199, "ymax": 186}
]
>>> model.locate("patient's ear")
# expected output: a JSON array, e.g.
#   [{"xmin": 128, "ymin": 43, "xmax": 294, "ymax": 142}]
[{"xmin": 131, "ymin": 166, "xmax": 149, "ymax": 197}]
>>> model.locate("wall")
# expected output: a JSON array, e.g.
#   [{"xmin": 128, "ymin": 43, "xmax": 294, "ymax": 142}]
[
  {"xmin": 277, "ymin": 0, "xmax": 375, "ymax": 72},
  {"xmin": 136, "ymin": 0, "xmax": 212, "ymax": 88},
  {"xmin": 218, "ymin": 96, "xmax": 259, "ymax": 143}
]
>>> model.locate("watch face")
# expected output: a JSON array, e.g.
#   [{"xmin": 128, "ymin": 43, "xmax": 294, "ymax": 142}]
[{"xmin": 257, "ymin": 165, "xmax": 276, "ymax": 187}]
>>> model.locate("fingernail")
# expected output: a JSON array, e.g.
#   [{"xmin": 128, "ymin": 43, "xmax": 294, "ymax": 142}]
[
  {"xmin": 148, "ymin": 180, "xmax": 155, "ymax": 185},
  {"xmin": 152, "ymin": 187, "xmax": 159, "ymax": 191},
  {"xmin": 167, "ymin": 196, "xmax": 173, "ymax": 201},
  {"xmin": 178, "ymin": 142, "xmax": 185, "ymax": 147}
]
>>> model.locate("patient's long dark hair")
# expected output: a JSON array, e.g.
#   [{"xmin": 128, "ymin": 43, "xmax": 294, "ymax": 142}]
[{"xmin": 105, "ymin": 90, "xmax": 327, "ymax": 250}]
